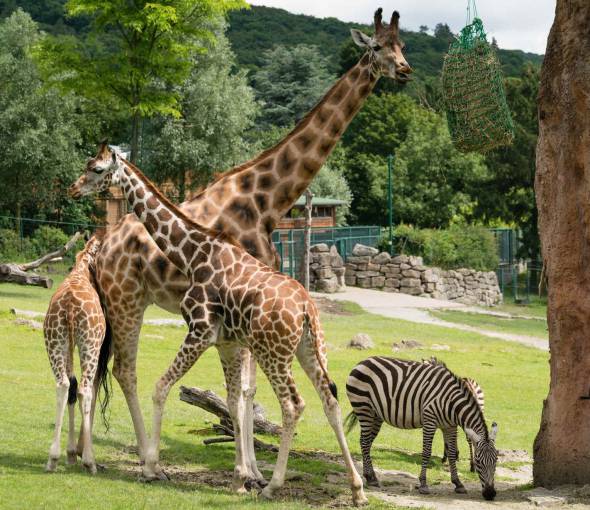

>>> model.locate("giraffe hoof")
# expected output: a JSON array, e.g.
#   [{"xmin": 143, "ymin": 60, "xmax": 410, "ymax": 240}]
[
  {"xmin": 83, "ymin": 463, "xmax": 98, "ymax": 476},
  {"xmin": 260, "ymin": 485, "xmax": 275, "ymax": 500},
  {"xmin": 45, "ymin": 460, "xmax": 58, "ymax": 473},
  {"xmin": 353, "ymin": 493, "xmax": 369, "ymax": 507},
  {"xmin": 66, "ymin": 451, "xmax": 77, "ymax": 465}
]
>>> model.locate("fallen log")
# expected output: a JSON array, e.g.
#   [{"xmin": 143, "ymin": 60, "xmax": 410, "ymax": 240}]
[
  {"xmin": 0, "ymin": 231, "xmax": 83, "ymax": 288},
  {"xmin": 179, "ymin": 385, "xmax": 282, "ymax": 437}
]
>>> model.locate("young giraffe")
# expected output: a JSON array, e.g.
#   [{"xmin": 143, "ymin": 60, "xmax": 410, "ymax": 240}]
[
  {"xmin": 44, "ymin": 233, "xmax": 108, "ymax": 475},
  {"xmin": 69, "ymin": 145, "xmax": 368, "ymax": 506},
  {"xmin": 89, "ymin": 8, "xmax": 411, "ymax": 487}
]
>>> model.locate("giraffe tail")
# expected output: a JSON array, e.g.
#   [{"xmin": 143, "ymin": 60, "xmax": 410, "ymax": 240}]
[
  {"xmin": 304, "ymin": 307, "xmax": 338, "ymax": 400},
  {"xmin": 96, "ymin": 306, "xmax": 113, "ymax": 431},
  {"xmin": 66, "ymin": 307, "xmax": 78, "ymax": 405}
]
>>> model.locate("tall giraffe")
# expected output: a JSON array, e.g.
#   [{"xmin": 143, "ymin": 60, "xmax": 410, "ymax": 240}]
[
  {"xmin": 87, "ymin": 8, "xmax": 410, "ymax": 488},
  {"xmin": 44, "ymin": 234, "xmax": 107, "ymax": 475},
  {"xmin": 69, "ymin": 146, "xmax": 368, "ymax": 505}
]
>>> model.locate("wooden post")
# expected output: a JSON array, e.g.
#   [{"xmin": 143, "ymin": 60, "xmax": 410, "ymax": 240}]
[{"xmin": 302, "ymin": 190, "xmax": 313, "ymax": 290}]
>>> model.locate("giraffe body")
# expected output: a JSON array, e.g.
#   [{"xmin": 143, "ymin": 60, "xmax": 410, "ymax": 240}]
[
  {"xmin": 70, "ymin": 148, "xmax": 368, "ymax": 505},
  {"xmin": 72, "ymin": 8, "xmax": 411, "ymax": 491},
  {"xmin": 44, "ymin": 234, "xmax": 107, "ymax": 475}
]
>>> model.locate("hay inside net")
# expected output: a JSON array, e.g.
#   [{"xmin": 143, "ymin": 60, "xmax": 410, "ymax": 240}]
[{"xmin": 442, "ymin": 18, "xmax": 514, "ymax": 153}]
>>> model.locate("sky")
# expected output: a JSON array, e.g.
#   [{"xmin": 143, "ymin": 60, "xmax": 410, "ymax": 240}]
[{"xmin": 250, "ymin": 1, "xmax": 555, "ymax": 54}]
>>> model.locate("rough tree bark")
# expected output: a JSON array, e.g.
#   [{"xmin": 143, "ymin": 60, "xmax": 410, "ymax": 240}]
[{"xmin": 533, "ymin": 0, "xmax": 590, "ymax": 487}]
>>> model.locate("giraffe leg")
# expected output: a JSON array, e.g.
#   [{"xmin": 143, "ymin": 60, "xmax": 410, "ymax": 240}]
[
  {"xmin": 256, "ymin": 356, "xmax": 305, "ymax": 501},
  {"xmin": 295, "ymin": 339, "xmax": 367, "ymax": 506},
  {"xmin": 443, "ymin": 427, "xmax": 466, "ymax": 493},
  {"xmin": 217, "ymin": 342, "xmax": 251, "ymax": 493},
  {"xmin": 417, "ymin": 417, "xmax": 437, "ymax": 494},
  {"xmin": 142, "ymin": 322, "xmax": 218, "ymax": 481},
  {"xmin": 109, "ymin": 312, "xmax": 149, "ymax": 463},
  {"xmin": 243, "ymin": 351, "xmax": 264, "ymax": 484},
  {"xmin": 46, "ymin": 376, "xmax": 70, "ymax": 472}
]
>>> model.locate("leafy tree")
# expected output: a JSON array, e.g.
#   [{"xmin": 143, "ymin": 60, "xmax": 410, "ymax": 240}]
[
  {"xmin": 0, "ymin": 10, "xmax": 85, "ymax": 226},
  {"xmin": 37, "ymin": 0, "xmax": 247, "ymax": 162},
  {"xmin": 147, "ymin": 31, "xmax": 258, "ymax": 200},
  {"xmin": 252, "ymin": 44, "xmax": 334, "ymax": 129},
  {"xmin": 308, "ymin": 165, "xmax": 352, "ymax": 226}
]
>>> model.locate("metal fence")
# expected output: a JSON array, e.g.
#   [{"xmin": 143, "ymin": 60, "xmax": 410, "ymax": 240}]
[
  {"xmin": 497, "ymin": 260, "xmax": 544, "ymax": 303},
  {"xmin": 489, "ymin": 228, "xmax": 519, "ymax": 265},
  {"xmin": 272, "ymin": 226, "xmax": 381, "ymax": 278}
]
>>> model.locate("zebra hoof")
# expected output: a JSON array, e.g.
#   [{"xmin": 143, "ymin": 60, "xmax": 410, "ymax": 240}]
[
  {"xmin": 455, "ymin": 485, "xmax": 467, "ymax": 494},
  {"xmin": 365, "ymin": 475, "xmax": 380, "ymax": 487},
  {"xmin": 417, "ymin": 485, "xmax": 430, "ymax": 495}
]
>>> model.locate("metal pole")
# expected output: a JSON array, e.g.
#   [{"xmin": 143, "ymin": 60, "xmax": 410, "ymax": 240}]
[{"xmin": 387, "ymin": 154, "xmax": 394, "ymax": 255}]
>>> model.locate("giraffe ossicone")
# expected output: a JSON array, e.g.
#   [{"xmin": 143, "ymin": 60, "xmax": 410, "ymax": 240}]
[
  {"xmin": 69, "ymin": 145, "xmax": 369, "ymax": 505},
  {"xmin": 75, "ymin": 6, "xmax": 411, "ymax": 494}
]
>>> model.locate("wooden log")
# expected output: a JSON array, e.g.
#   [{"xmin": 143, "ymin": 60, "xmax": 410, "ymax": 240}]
[
  {"xmin": 179, "ymin": 385, "xmax": 282, "ymax": 436},
  {"xmin": 0, "ymin": 231, "xmax": 84, "ymax": 288}
]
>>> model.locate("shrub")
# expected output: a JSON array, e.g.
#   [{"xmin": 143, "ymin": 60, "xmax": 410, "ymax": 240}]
[
  {"xmin": 0, "ymin": 228, "xmax": 30, "ymax": 262},
  {"xmin": 385, "ymin": 224, "xmax": 499, "ymax": 271},
  {"xmin": 31, "ymin": 226, "xmax": 70, "ymax": 257}
]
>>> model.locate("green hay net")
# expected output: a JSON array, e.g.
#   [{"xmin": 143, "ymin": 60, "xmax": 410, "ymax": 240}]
[{"xmin": 442, "ymin": 17, "xmax": 514, "ymax": 153}]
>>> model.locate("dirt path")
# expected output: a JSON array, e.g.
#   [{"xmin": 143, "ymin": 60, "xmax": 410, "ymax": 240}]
[{"xmin": 314, "ymin": 288, "xmax": 548, "ymax": 351}]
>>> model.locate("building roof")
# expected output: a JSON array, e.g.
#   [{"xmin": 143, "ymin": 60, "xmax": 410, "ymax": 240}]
[{"xmin": 292, "ymin": 196, "xmax": 346, "ymax": 207}]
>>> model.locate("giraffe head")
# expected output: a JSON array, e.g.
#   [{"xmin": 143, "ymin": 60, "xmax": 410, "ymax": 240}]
[
  {"xmin": 69, "ymin": 141, "xmax": 122, "ymax": 198},
  {"xmin": 350, "ymin": 8, "xmax": 412, "ymax": 82},
  {"xmin": 465, "ymin": 422, "xmax": 498, "ymax": 500}
]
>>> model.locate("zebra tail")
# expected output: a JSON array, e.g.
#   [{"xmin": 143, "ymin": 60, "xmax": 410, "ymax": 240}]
[
  {"xmin": 344, "ymin": 412, "xmax": 358, "ymax": 435},
  {"xmin": 304, "ymin": 309, "xmax": 338, "ymax": 400}
]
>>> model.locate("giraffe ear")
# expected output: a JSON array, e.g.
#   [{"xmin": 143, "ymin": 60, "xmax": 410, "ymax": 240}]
[{"xmin": 351, "ymin": 29, "xmax": 374, "ymax": 48}]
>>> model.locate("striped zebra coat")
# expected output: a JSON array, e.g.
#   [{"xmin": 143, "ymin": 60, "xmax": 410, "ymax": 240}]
[{"xmin": 346, "ymin": 357, "xmax": 498, "ymax": 500}]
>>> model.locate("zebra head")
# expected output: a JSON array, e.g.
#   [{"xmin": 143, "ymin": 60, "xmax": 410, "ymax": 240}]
[{"xmin": 465, "ymin": 422, "xmax": 498, "ymax": 500}]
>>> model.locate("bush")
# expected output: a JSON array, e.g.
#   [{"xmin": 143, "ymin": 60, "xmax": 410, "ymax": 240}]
[
  {"xmin": 0, "ymin": 228, "xmax": 31, "ymax": 262},
  {"xmin": 386, "ymin": 224, "xmax": 499, "ymax": 271},
  {"xmin": 31, "ymin": 226, "xmax": 70, "ymax": 257}
]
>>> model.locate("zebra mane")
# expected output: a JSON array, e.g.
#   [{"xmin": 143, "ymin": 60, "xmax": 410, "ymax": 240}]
[{"xmin": 425, "ymin": 358, "xmax": 488, "ymax": 440}]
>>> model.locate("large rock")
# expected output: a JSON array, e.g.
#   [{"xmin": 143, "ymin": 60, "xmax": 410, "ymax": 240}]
[
  {"xmin": 329, "ymin": 245, "xmax": 344, "ymax": 268},
  {"xmin": 352, "ymin": 244, "xmax": 379, "ymax": 257},
  {"xmin": 373, "ymin": 252, "xmax": 391, "ymax": 264},
  {"xmin": 310, "ymin": 243, "xmax": 329, "ymax": 253},
  {"xmin": 347, "ymin": 333, "xmax": 374, "ymax": 350},
  {"xmin": 315, "ymin": 276, "xmax": 339, "ymax": 293}
]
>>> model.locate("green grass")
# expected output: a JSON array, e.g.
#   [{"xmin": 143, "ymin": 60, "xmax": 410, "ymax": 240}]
[
  {"xmin": 431, "ymin": 310, "xmax": 548, "ymax": 338},
  {"xmin": 0, "ymin": 282, "xmax": 548, "ymax": 509},
  {"xmin": 492, "ymin": 296, "xmax": 548, "ymax": 319}
]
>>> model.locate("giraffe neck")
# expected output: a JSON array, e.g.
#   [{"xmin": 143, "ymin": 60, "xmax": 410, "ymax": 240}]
[
  {"xmin": 117, "ymin": 160, "xmax": 210, "ymax": 272},
  {"xmin": 190, "ymin": 53, "xmax": 379, "ymax": 225}
]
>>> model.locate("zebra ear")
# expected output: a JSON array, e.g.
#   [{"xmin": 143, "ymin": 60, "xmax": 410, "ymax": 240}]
[
  {"xmin": 490, "ymin": 422, "xmax": 498, "ymax": 441},
  {"xmin": 465, "ymin": 428, "xmax": 480, "ymax": 444}
]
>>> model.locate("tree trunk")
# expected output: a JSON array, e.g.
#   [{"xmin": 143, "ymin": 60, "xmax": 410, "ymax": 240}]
[
  {"xmin": 533, "ymin": 0, "xmax": 590, "ymax": 487},
  {"xmin": 302, "ymin": 190, "xmax": 313, "ymax": 290},
  {"xmin": 130, "ymin": 110, "xmax": 141, "ymax": 163}
]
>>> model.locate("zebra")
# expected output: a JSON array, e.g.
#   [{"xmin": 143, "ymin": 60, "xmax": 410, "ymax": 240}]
[
  {"xmin": 345, "ymin": 356, "xmax": 498, "ymax": 500},
  {"xmin": 423, "ymin": 358, "xmax": 485, "ymax": 472}
]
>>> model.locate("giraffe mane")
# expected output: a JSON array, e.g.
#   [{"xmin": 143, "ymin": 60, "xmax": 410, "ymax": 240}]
[
  {"xmin": 122, "ymin": 158, "xmax": 241, "ymax": 248},
  {"xmin": 187, "ymin": 53, "xmax": 373, "ymax": 202}
]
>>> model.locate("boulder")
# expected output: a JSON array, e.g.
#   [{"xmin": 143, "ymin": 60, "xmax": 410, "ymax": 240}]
[
  {"xmin": 347, "ymin": 333, "xmax": 374, "ymax": 350},
  {"xmin": 315, "ymin": 276, "xmax": 339, "ymax": 293},
  {"xmin": 352, "ymin": 244, "xmax": 379, "ymax": 257},
  {"xmin": 310, "ymin": 243, "xmax": 329, "ymax": 253},
  {"xmin": 329, "ymin": 245, "xmax": 344, "ymax": 268},
  {"xmin": 373, "ymin": 252, "xmax": 391, "ymax": 264}
]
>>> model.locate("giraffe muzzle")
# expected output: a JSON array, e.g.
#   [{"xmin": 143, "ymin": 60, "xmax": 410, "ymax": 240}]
[{"xmin": 68, "ymin": 183, "xmax": 82, "ymax": 199}]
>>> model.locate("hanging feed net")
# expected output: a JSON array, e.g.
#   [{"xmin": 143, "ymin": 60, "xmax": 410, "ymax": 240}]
[{"xmin": 442, "ymin": 17, "xmax": 514, "ymax": 153}]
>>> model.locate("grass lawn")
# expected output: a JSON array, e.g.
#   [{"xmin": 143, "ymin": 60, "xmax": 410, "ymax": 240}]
[
  {"xmin": 491, "ymin": 296, "xmax": 548, "ymax": 319},
  {"xmin": 0, "ymin": 281, "xmax": 549, "ymax": 509},
  {"xmin": 430, "ymin": 309, "xmax": 548, "ymax": 338}
]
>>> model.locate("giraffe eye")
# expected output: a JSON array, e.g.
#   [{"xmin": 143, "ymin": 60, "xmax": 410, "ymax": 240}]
[{"xmin": 372, "ymin": 43, "xmax": 382, "ymax": 51}]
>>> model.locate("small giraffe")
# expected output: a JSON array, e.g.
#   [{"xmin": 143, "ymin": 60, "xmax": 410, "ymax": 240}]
[
  {"xmin": 44, "ymin": 233, "xmax": 108, "ymax": 475},
  {"xmin": 69, "ymin": 145, "xmax": 368, "ymax": 505},
  {"xmin": 86, "ymin": 8, "xmax": 411, "ymax": 489}
]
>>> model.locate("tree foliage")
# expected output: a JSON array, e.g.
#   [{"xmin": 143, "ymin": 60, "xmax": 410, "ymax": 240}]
[
  {"xmin": 252, "ymin": 44, "xmax": 334, "ymax": 129},
  {"xmin": 308, "ymin": 164, "xmax": 352, "ymax": 226},
  {"xmin": 147, "ymin": 31, "xmax": 258, "ymax": 199},
  {"xmin": 0, "ymin": 10, "xmax": 86, "ymax": 223},
  {"xmin": 37, "ymin": 0, "xmax": 247, "ymax": 161}
]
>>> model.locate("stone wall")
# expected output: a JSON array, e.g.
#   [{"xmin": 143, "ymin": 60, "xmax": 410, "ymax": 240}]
[
  {"xmin": 344, "ymin": 244, "xmax": 502, "ymax": 306},
  {"xmin": 309, "ymin": 243, "xmax": 346, "ymax": 293}
]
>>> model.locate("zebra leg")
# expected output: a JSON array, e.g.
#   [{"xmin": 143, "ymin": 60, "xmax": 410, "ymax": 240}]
[
  {"xmin": 417, "ymin": 421, "xmax": 436, "ymax": 494},
  {"xmin": 443, "ymin": 427, "xmax": 466, "ymax": 494},
  {"xmin": 467, "ymin": 436, "xmax": 475, "ymax": 472},
  {"xmin": 442, "ymin": 437, "xmax": 460, "ymax": 465},
  {"xmin": 359, "ymin": 417, "xmax": 383, "ymax": 486}
]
